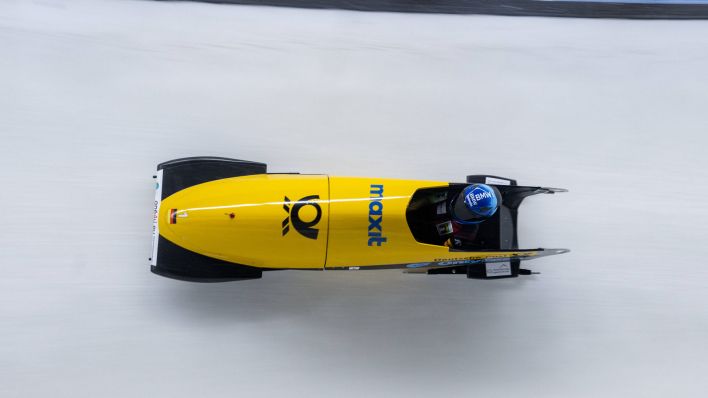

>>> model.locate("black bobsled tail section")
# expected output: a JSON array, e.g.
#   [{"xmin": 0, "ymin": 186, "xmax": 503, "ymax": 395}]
[
  {"xmin": 466, "ymin": 174, "xmax": 567, "ymax": 251},
  {"xmin": 158, "ymin": 156, "xmax": 267, "ymax": 200},
  {"xmin": 494, "ymin": 185, "xmax": 567, "ymax": 252},
  {"xmin": 152, "ymin": 157, "xmax": 266, "ymax": 282},
  {"xmin": 415, "ymin": 175, "xmax": 569, "ymax": 279}
]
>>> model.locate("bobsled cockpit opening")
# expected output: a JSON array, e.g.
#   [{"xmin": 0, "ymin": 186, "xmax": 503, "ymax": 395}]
[{"xmin": 405, "ymin": 185, "xmax": 516, "ymax": 251}]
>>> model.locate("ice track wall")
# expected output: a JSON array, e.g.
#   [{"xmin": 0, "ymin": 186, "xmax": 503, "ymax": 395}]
[{"xmin": 167, "ymin": 0, "xmax": 708, "ymax": 19}]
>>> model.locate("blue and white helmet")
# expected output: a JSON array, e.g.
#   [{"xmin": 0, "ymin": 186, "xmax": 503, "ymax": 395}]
[{"xmin": 452, "ymin": 183, "xmax": 500, "ymax": 223}]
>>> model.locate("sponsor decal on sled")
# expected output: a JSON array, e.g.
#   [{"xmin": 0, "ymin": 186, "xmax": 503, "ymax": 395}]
[
  {"xmin": 485, "ymin": 261, "xmax": 512, "ymax": 277},
  {"xmin": 368, "ymin": 184, "xmax": 387, "ymax": 246},
  {"xmin": 282, "ymin": 195, "xmax": 322, "ymax": 240},
  {"xmin": 485, "ymin": 177, "xmax": 512, "ymax": 186},
  {"xmin": 150, "ymin": 169, "xmax": 163, "ymax": 267}
]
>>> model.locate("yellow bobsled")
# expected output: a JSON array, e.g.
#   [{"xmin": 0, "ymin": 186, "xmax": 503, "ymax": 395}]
[{"xmin": 150, "ymin": 157, "xmax": 568, "ymax": 281}]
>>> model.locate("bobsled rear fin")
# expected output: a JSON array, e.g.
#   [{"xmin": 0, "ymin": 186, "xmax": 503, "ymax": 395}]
[{"xmin": 158, "ymin": 156, "xmax": 266, "ymax": 200}]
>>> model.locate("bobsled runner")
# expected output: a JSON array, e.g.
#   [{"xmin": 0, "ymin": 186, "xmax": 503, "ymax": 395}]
[{"xmin": 150, "ymin": 157, "xmax": 568, "ymax": 282}]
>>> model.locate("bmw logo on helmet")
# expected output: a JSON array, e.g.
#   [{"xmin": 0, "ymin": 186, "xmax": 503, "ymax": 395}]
[{"xmin": 452, "ymin": 183, "xmax": 500, "ymax": 223}]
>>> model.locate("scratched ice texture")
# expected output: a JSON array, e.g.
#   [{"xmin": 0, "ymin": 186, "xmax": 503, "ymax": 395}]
[{"xmin": 1, "ymin": 1, "xmax": 707, "ymax": 397}]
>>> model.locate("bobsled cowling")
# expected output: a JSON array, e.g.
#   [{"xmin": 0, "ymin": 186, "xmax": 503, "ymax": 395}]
[{"xmin": 150, "ymin": 157, "xmax": 568, "ymax": 281}]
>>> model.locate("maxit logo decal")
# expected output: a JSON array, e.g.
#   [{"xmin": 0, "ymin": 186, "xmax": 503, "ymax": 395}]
[
  {"xmin": 282, "ymin": 195, "xmax": 322, "ymax": 240},
  {"xmin": 368, "ymin": 184, "xmax": 387, "ymax": 246}
]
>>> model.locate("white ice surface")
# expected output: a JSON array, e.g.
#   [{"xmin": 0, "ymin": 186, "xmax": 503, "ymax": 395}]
[{"xmin": 1, "ymin": 1, "xmax": 708, "ymax": 397}]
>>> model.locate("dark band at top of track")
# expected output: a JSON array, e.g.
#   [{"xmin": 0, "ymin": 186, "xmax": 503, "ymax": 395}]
[{"xmin": 167, "ymin": 0, "xmax": 708, "ymax": 19}]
